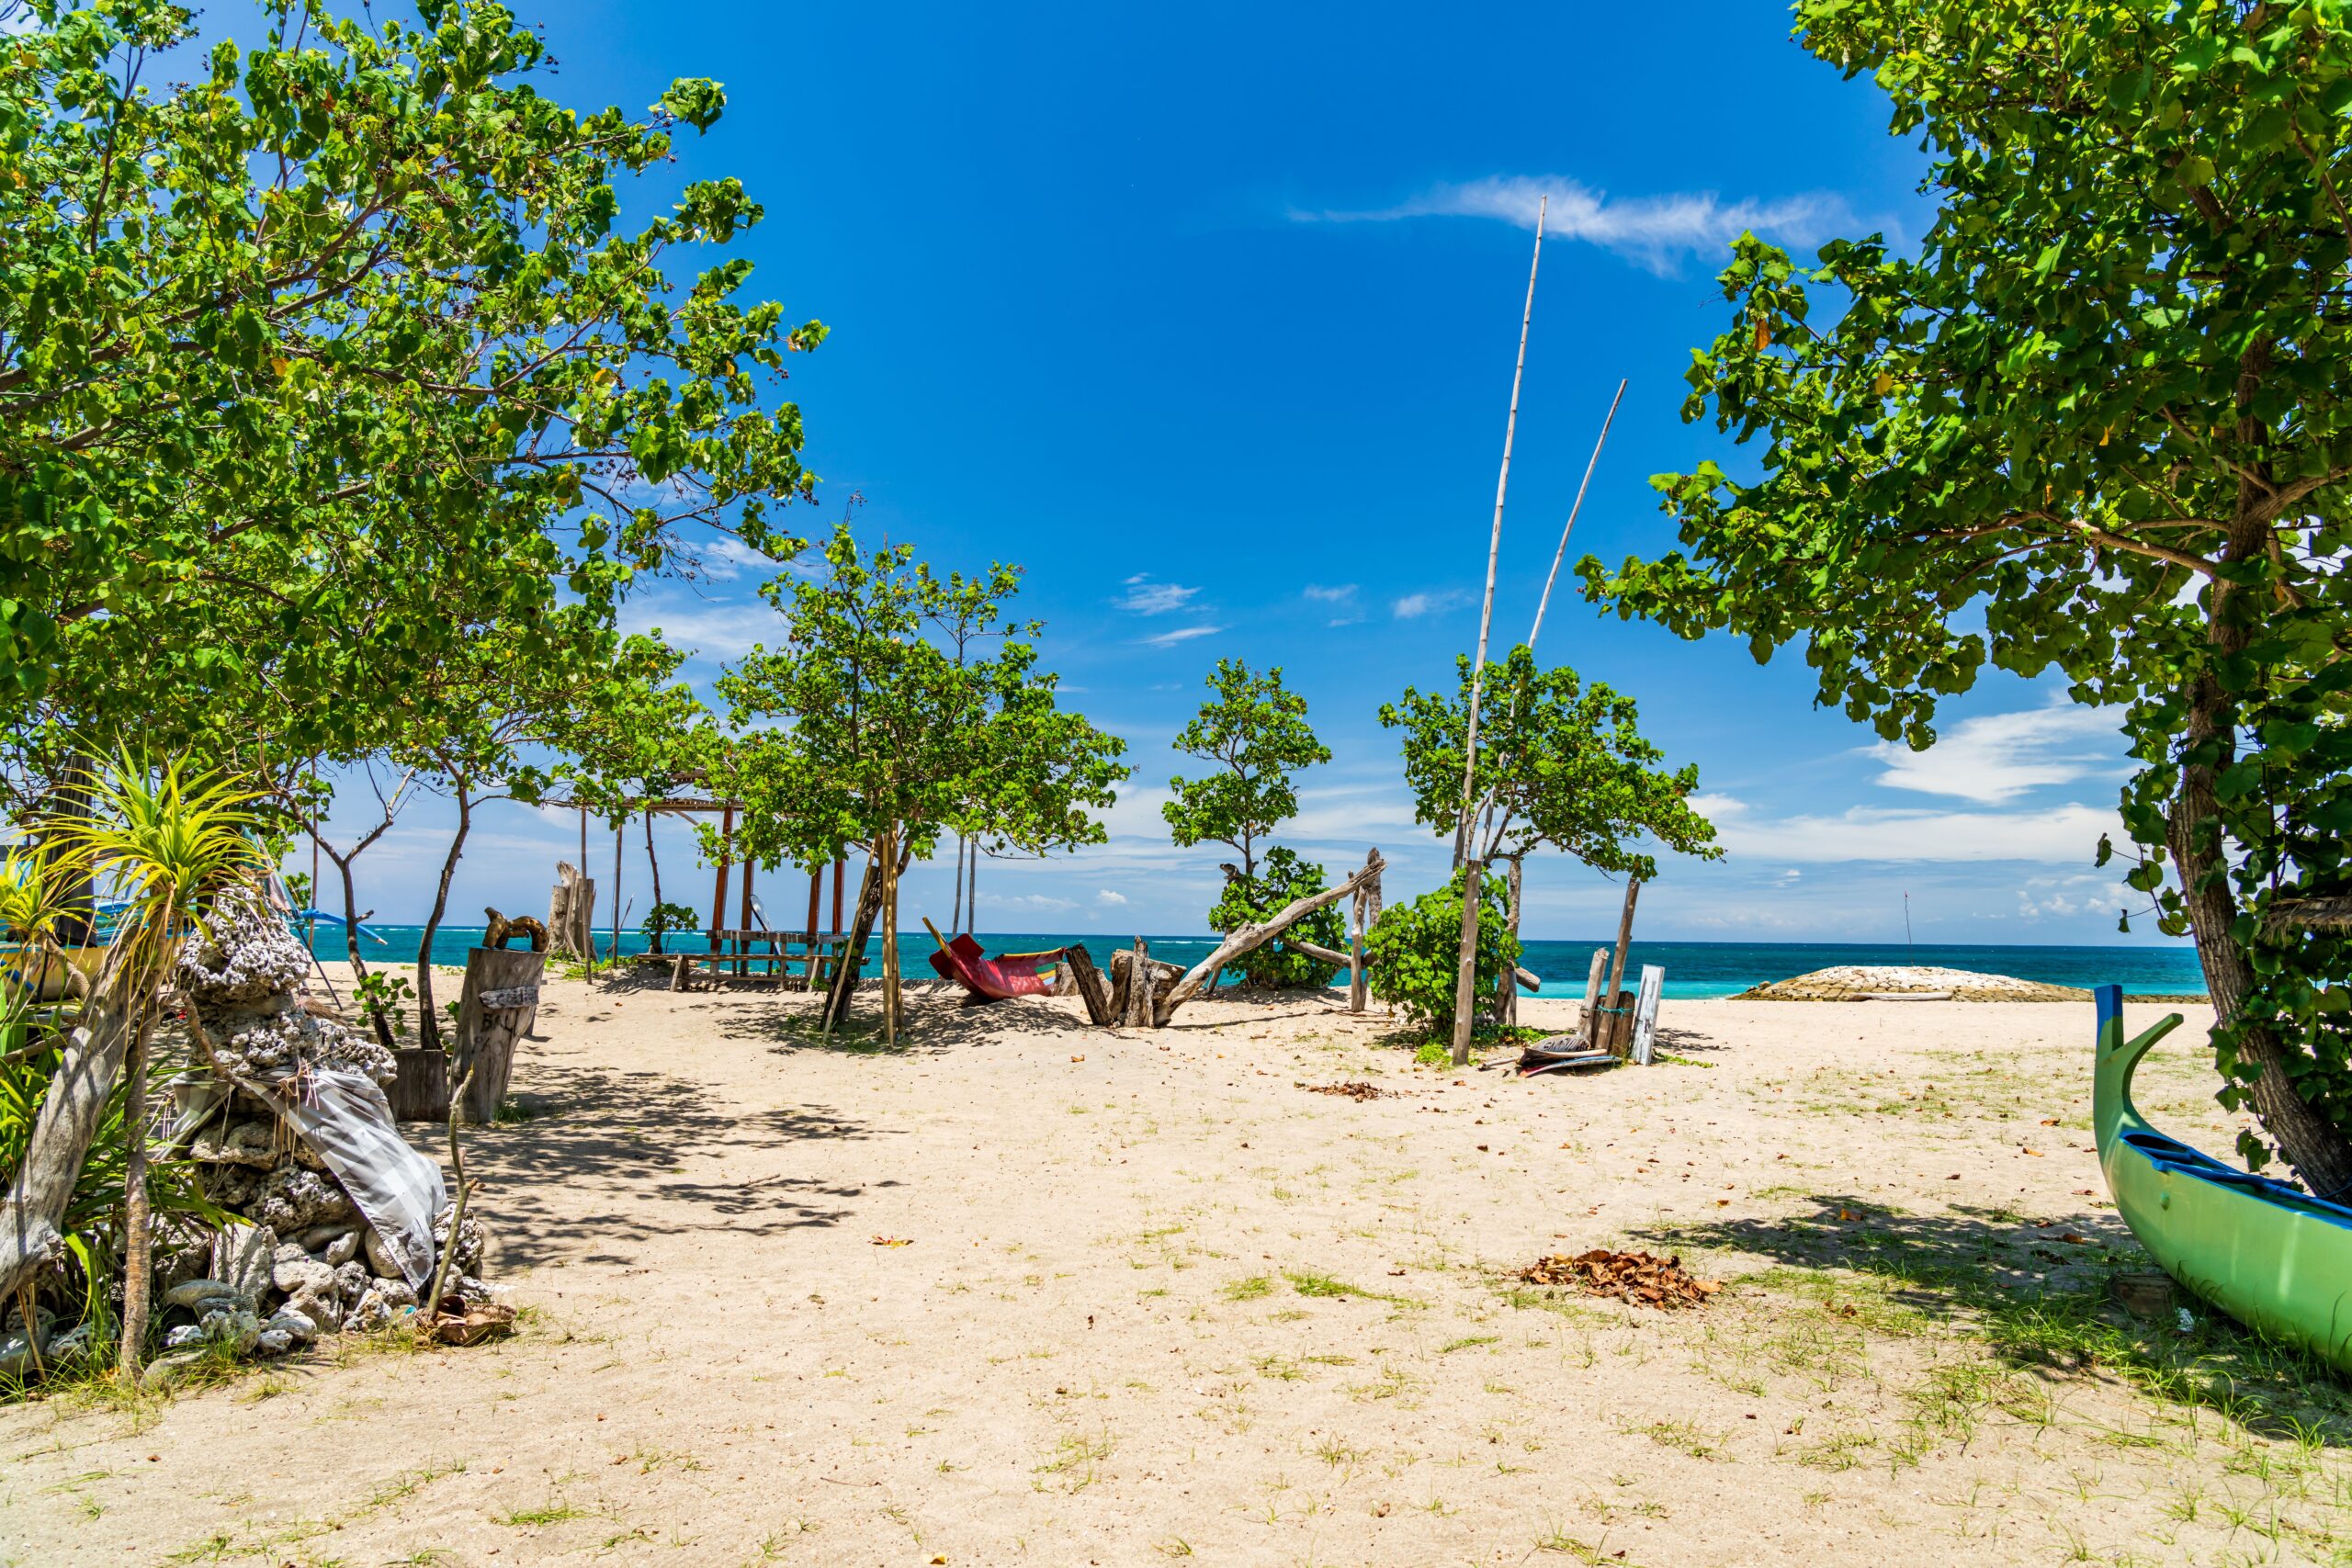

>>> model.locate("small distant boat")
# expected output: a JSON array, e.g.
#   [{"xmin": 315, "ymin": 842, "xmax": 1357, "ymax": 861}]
[
  {"xmin": 2094, "ymin": 984, "xmax": 2352, "ymax": 1371},
  {"xmin": 921, "ymin": 919, "xmax": 1064, "ymax": 1004}
]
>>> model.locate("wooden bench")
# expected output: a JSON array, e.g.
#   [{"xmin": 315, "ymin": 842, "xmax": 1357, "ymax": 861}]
[{"xmin": 675, "ymin": 930, "xmax": 851, "ymax": 989}]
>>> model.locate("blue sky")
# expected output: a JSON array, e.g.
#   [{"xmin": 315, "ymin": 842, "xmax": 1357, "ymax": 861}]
[{"xmin": 298, "ymin": 0, "xmax": 2177, "ymax": 950}]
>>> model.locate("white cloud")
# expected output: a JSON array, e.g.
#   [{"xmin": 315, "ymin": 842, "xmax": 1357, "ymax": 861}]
[
  {"xmin": 1096, "ymin": 889, "xmax": 1128, "ymax": 906},
  {"xmin": 1116, "ymin": 577, "xmax": 1201, "ymax": 615},
  {"xmin": 618, "ymin": 596, "xmax": 779, "ymax": 661},
  {"xmin": 1140, "ymin": 624, "xmax": 1224, "ymax": 648},
  {"xmin": 1304, "ymin": 583, "xmax": 1358, "ymax": 603},
  {"xmin": 1692, "ymin": 794, "xmax": 2120, "ymax": 864},
  {"xmin": 1392, "ymin": 589, "xmax": 1470, "ymax": 620},
  {"xmin": 1297, "ymin": 175, "xmax": 1857, "ymax": 275},
  {"xmin": 1867, "ymin": 701, "xmax": 2126, "ymax": 805}
]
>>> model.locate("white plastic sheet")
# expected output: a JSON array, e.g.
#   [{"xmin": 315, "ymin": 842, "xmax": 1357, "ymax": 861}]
[{"xmin": 241, "ymin": 1066, "xmax": 445, "ymax": 1288}]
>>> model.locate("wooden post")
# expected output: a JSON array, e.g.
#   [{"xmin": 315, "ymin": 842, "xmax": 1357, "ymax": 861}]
[
  {"xmin": 875, "ymin": 827, "xmax": 888, "ymax": 1048},
  {"xmin": 1498, "ymin": 855, "xmax": 1523, "ymax": 1029},
  {"xmin": 1630, "ymin": 964, "xmax": 1665, "ymax": 1066},
  {"xmin": 1603, "ymin": 878, "xmax": 1641, "ymax": 1055},
  {"xmin": 806, "ymin": 867, "xmax": 822, "ymax": 944},
  {"xmin": 1580, "ymin": 947, "xmax": 1608, "ymax": 1044},
  {"xmin": 821, "ymin": 855, "xmax": 883, "ymax": 1032},
  {"xmin": 832, "ymin": 856, "xmax": 845, "ymax": 935},
  {"xmin": 711, "ymin": 805, "xmax": 734, "ymax": 973},
  {"xmin": 578, "ymin": 808, "xmax": 589, "ymax": 972},
  {"xmin": 611, "ymin": 825, "xmax": 622, "ymax": 974},
  {"xmin": 1122, "ymin": 937, "xmax": 1154, "ymax": 1028},
  {"xmin": 738, "ymin": 847, "xmax": 756, "ymax": 978},
  {"xmin": 452, "ymin": 943, "xmax": 546, "ymax": 1123},
  {"xmin": 1348, "ymin": 847, "xmax": 1375, "ymax": 1014}
]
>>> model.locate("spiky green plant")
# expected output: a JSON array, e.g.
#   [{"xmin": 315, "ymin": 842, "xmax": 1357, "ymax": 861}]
[{"xmin": 29, "ymin": 752, "xmax": 262, "ymax": 1384}]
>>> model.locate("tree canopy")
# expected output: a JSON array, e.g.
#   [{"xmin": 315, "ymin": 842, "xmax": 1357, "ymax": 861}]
[
  {"xmin": 708, "ymin": 525, "xmax": 1129, "ymax": 876},
  {"xmin": 1382, "ymin": 645, "xmax": 1720, "ymax": 881},
  {"xmin": 1577, "ymin": 0, "xmax": 2352, "ymax": 1191},
  {"xmin": 1162, "ymin": 660, "xmax": 1329, "ymax": 885},
  {"xmin": 1, "ymin": 0, "xmax": 821, "ymax": 807}
]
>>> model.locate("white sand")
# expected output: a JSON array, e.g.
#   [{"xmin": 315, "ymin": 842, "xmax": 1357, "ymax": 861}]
[{"xmin": 4, "ymin": 976, "xmax": 2334, "ymax": 1567}]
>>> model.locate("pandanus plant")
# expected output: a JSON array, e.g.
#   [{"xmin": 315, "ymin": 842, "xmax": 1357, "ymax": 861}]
[{"xmin": 0, "ymin": 754, "xmax": 262, "ymax": 1384}]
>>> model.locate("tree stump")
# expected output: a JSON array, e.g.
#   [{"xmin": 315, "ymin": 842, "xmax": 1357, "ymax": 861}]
[
  {"xmin": 547, "ymin": 862, "xmax": 595, "ymax": 963},
  {"xmin": 1063, "ymin": 943, "xmax": 1112, "ymax": 1025},
  {"xmin": 452, "ymin": 944, "xmax": 545, "ymax": 1123}
]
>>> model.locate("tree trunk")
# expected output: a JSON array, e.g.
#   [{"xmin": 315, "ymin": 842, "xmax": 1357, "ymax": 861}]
[
  {"xmin": 2171, "ymin": 682, "xmax": 2352, "ymax": 1197},
  {"xmin": 0, "ymin": 937, "xmax": 161, "ymax": 1304},
  {"xmin": 416, "ymin": 783, "xmax": 474, "ymax": 1055},
  {"xmin": 643, "ymin": 811, "xmax": 666, "ymax": 953},
  {"xmin": 2168, "ymin": 366, "xmax": 2352, "ymax": 1195},
  {"xmin": 116, "ymin": 1010, "xmax": 152, "ymax": 1383},
  {"xmin": 1498, "ymin": 855, "xmax": 1523, "ymax": 1029},
  {"xmin": 324, "ymin": 841, "xmax": 398, "ymax": 1054},
  {"xmin": 820, "ymin": 856, "xmax": 885, "ymax": 1033}
]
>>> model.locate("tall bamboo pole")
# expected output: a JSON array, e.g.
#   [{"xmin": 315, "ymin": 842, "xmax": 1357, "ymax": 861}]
[
  {"xmin": 1450, "ymin": 194, "xmax": 1545, "ymax": 1067},
  {"xmin": 1526, "ymin": 377, "xmax": 1627, "ymax": 650}
]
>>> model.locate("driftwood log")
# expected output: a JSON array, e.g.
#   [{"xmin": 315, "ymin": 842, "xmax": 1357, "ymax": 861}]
[
  {"xmin": 1283, "ymin": 936, "xmax": 1541, "ymax": 993},
  {"xmin": 1150, "ymin": 855, "xmax": 1385, "ymax": 1025},
  {"xmin": 1062, "ymin": 944, "xmax": 1112, "ymax": 1025}
]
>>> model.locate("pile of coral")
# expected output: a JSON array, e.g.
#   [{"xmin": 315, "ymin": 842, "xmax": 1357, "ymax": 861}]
[{"xmin": 147, "ymin": 891, "xmax": 485, "ymax": 1377}]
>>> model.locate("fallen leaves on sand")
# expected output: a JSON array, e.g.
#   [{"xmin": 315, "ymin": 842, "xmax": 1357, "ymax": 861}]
[
  {"xmin": 1306, "ymin": 1081, "xmax": 1389, "ymax": 1100},
  {"xmin": 431, "ymin": 1303, "xmax": 518, "ymax": 1346},
  {"xmin": 870, "ymin": 1235, "xmax": 913, "ymax": 1247},
  {"xmin": 1518, "ymin": 1249, "xmax": 1723, "ymax": 1310}
]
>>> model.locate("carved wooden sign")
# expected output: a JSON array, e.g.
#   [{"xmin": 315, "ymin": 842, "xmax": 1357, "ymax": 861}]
[{"xmin": 477, "ymin": 985, "xmax": 540, "ymax": 1011}]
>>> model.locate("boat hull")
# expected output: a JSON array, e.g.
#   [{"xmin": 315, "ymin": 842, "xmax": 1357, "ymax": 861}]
[{"xmin": 2094, "ymin": 985, "xmax": 2352, "ymax": 1371}]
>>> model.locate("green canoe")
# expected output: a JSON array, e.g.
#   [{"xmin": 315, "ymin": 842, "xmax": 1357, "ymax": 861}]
[{"xmin": 2095, "ymin": 984, "xmax": 2352, "ymax": 1371}]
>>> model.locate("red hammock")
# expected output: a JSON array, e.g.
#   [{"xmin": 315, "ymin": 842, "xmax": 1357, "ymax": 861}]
[{"xmin": 922, "ymin": 919, "xmax": 1064, "ymax": 1002}]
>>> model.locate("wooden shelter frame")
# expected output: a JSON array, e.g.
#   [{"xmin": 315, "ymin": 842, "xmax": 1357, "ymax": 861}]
[{"xmin": 553, "ymin": 795, "xmax": 852, "ymax": 988}]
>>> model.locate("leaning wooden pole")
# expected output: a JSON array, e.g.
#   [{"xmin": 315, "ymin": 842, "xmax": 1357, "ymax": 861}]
[
  {"xmin": 1525, "ymin": 378, "xmax": 1627, "ymax": 651},
  {"xmin": 1451, "ymin": 194, "xmax": 1545, "ymax": 1067}
]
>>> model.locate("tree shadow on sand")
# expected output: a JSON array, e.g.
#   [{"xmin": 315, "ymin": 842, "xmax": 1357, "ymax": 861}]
[
  {"xmin": 1641, "ymin": 1194, "xmax": 2352, "ymax": 1446},
  {"xmin": 447, "ymin": 1060, "xmax": 891, "ymax": 1269}
]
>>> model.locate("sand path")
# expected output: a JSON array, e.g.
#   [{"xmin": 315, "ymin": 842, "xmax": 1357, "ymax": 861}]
[{"xmin": 5, "ymin": 977, "xmax": 2340, "ymax": 1567}]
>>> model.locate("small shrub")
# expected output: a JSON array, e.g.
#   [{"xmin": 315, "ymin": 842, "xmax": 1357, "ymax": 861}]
[
  {"xmin": 1363, "ymin": 867, "xmax": 1520, "ymax": 1039},
  {"xmin": 1209, "ymin": 846, "xmax": 1345, "ymax": 989}
]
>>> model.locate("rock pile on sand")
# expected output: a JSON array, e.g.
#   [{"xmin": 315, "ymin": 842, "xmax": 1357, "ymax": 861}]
[
  {"xmin": 147, "ymin": 892, "xmax": 484, "ymax": 1379},
  {"xmin": 1733, "ymin": 965, "xmax": 2092, "ymax": 1002}
]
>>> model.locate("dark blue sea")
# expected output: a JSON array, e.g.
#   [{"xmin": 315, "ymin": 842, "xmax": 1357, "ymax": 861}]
[{"xmin": 305, "ymin": 925, "xmax": 2205, "ymax": 999}]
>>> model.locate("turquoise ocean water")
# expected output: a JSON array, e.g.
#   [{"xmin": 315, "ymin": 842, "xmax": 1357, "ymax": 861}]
[{"xmin": 304, "ymin": 925, "xmax": 2205, "ymax": 999}]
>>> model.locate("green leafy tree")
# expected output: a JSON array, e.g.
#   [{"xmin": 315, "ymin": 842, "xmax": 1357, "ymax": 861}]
[
  {"xmin": 0, "ymin": 0, "xmax": 823, "ymax": 811},
  {"xmin": 1382, "ymin": 644, "xmax": 1722, "ymax": 877},
  {"xmin": 1363, "ymin": 868, "xmax": 1521, "ymax": 1041},
  {"xmin": 708, "ymin": 526, "xmax": 1130, "ymax": 1023},
  {"xmin": 1212, "ymin": 846, "xmax": 1346, "ymax": 989},
  {"xmin": 1163, "ymin": 660, "xmax": 1330, "ymax": 885},
  {"xmin": 640, "ymin": 902, "xmax": 702, "ymax": 955},
  {"xmin": 1577, "ymin": 0, "xmax": 2352, "ymax": 1191}
]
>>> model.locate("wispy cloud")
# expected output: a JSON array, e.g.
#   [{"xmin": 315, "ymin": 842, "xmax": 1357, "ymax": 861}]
[
  {"xmin": 1096, "ymin": 889, "xmax": 1128, "ymax": 906},
  {"xmin": 1690, "ymin": 794, "xmax": 2120, "ymax": 864},
  {"xmin": 1116, "ymin": 574, "xmax": 1202, "ymax": 616},
  {"xmin": 1866, "ymin": 701, "xmax": 2127, "ymax": 806},
  {"xmin": 1392, "ymin": 589, "xmax": 1470, "ymax": 620},
  {"xmin": 618, "ymin": 595, "xmax": 779, "ymax": 661},
  {"xmin": 1140, "ymin": 624, "xmax": 1223, "ymax": 649},
  {"xmin": 1298, "ymin": 175, "xmax": 1856, "ymax": 275},
  {"xmin": 1304, "ymin": 583, "xmax": 1357, "ymax": 603},
  {"xmin": 1306, "ymin": 582, "xmax": 1364, "ymax": 626}
]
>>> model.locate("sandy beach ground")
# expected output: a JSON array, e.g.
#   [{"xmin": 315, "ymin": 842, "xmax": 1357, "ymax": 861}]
[{"xmin": 3, "ymin": 972, "xmax": 2345, "ymax": 1567}]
